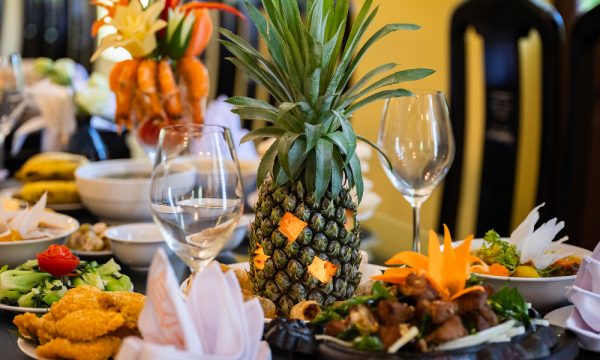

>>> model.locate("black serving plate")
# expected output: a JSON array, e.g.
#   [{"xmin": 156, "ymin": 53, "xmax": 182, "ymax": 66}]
[{"xmin": 266, "ymin": 321, "xmax": 579, "ymax": 360}]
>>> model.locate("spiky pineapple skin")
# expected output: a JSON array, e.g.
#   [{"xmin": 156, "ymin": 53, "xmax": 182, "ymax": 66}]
[{"xmin": 249, "ymin": 179, "xmax": 362, "ymax": 316}]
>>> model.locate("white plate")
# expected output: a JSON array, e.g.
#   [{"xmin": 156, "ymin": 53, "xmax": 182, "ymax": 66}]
[
  {"xmin": 71, "ymin": 249, "xmax": 113, "ymax": 257},
  {"xmin": 544, "ymin": 305, "xmax": 574, "ymax": 328},
  {"xmin": 18, "ymin": 338, "xmax": 48, "ymax": 360},
  {"xmin": 0, "ymin": 303, "xmax": 48, "ymax": 313},
  {"xmin": 0, "ymin": 186, "xmax": 83, "ymax": 211}
]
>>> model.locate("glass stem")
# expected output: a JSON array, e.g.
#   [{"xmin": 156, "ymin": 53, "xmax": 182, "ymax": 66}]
[
  {"xmin": 0, "ymin": 133, "xmax": 5, "ymax": 170},
  {"xmin": 412, "ymin": 204, "xmax": 421, "ymax": 253}
]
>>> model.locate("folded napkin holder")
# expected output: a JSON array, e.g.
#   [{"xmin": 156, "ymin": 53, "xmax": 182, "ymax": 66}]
[{"xmin": 117, "ymin": 249, "xmax": 271, "ymax": 360}]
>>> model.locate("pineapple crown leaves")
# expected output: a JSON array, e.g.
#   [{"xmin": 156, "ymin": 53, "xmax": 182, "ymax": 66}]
[{"xmin": 221, "ymin": 0, "xmax": 434, "ymax": 203}]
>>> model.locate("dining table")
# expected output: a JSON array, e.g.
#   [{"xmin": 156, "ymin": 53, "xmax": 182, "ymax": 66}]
[{"xmin": 0, "ymin": 184, "xmax": 597, "ymax": 360}]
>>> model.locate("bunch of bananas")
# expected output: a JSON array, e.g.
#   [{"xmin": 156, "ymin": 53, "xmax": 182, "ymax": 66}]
[{"xmin": 15, "ymin": 153, "xmax": 87, "ymax": 204}]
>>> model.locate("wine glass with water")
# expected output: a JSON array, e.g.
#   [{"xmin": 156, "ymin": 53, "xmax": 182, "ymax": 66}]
[
  {"xmin": 378, "ymin": 90, "xmax": 455, "ymax": 253},
  {"xmin": 150, "ymin": 124, "xmax": 244, "ymax": 272}
]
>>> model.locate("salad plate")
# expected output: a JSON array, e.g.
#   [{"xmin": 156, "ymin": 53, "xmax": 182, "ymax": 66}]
[
  {"xmin": 448, "ymin": 238, "xmax": 591, "ymax": 311},
  {"xmin": 0, "ymin": 304, "xmax": 48, "ymax": 313}
]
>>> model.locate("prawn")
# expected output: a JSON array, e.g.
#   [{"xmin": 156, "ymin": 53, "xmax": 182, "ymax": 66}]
[
  {"xmin": 178, "ymin": 56, "xmax": 209, "ymax": 124},
  {"xmin": 114, "ymin": 59, "xmax": 140, "ymax": 131},
  {"xmin": 137, "ymin": 59, "xmax": 164, "ymax": 122},
  {"xmin": 157, "ymin": 59, "xmax": 183, "ymax": 120}
]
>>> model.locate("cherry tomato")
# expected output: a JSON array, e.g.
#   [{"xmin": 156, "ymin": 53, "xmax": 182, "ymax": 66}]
[
  {"xmin": 37, "ymin": 245, "xmax": 80, "ymax": 277},
  {"xmin": 137, "ymin": 118, "xmax": 167, "ymax": 147}
]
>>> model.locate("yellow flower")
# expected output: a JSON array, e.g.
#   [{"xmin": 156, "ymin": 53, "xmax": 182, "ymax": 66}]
[{"xmin": 91, "ymin": 0, "xmax": 167, "ymax": 61}]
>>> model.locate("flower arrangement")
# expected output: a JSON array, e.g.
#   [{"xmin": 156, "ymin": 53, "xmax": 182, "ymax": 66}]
[{"xmin": 90, "ymin": 0, "xmax": 244, "ymax": 145}]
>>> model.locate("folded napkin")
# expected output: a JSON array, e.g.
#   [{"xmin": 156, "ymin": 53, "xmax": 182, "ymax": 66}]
[
  {"xmin": 508, "ymin": 203, "xmax": 570, "ymax": 269},
  {"xmin": 205, "ymin": 96, "xmax": 258, "ymax": 162},
  {"xmin": 566, "ymin": 242, "xmax": 600, "ymax": 339},
  {"xmin": 11, "ymin": 79, "xmax": 76, "ymax": 155},
  {"xmin": 0, "ymin": 192, "xmax": 51, "ymax": 239},
  {"xmin": 117, "ymin": 249, "xmax": 271, "ymax": 360}
]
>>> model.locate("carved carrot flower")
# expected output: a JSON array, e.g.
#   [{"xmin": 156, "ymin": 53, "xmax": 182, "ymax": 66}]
[{"xmin": 373, "ymin": 225, "xmax": 488, "ymax": 301}]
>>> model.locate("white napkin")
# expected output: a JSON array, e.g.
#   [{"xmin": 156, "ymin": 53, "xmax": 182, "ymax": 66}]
[
  {"xmin": 508, "ymin": 203, "xmax": 570, "ymax": 269},
  {"xmin": 11, "ymin": 79, "xmax": 76, "ymax": 155},
  {"xmin": 117, "ymin": 249, "xmax": 271, "ymax": 360},
  {"xmin": 0, "ymin": 192, "xmax": 51, "ymax": 239},
  {"xmin": 206, "ymin": 96, "xmax": 258, "ymax": 161}
]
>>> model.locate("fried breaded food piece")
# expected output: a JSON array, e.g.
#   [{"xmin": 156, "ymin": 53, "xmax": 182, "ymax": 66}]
[
  {"xmin": 53, "ymin": 310, "xmax": 125, "ymax": 341},
  {"xmin": 49, "ymin": 286, "xmax": 103, "ymax": 320},
  {"xmin": 98, "ymin": 291, "xmax": 145, "ymax": 330},
  {"xmin": 36, "ymin": 336, "xmax": 122, "ymax": 360},
  {"xmin": 13, "ymin": 313, "xmax": 40, "ymax": 340}
]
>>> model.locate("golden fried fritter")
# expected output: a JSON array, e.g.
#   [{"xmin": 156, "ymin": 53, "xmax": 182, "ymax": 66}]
[
  {"xmin": 98, "ymin": 291, "xmax": 145, "ymax": 330},
  {"xmin": 49, "ymin": 286, "xmax": 103, "ymax": 320},
  {"xmin": 53, "ymin": 310, "xmax": 125, "ymax": 341},
  {"xmin": 13, "ymin": 313, "xmax": 40, "ymax": 340},
  {"xmin": 36, "ymin": 336, "xmax": 122, "ymax": 360},
  {"xmin": 13, "ymin": 285, "xmax": 145, "ymax": 360}
]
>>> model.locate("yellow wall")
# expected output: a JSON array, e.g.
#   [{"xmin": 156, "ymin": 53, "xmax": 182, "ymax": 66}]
[{"xmin": 351, "ymin": 0, "xmax": 543, "ymax": 262}]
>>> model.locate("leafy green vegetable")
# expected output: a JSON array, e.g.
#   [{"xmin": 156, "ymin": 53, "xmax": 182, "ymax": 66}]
[
  {"xmin": 371, "ymin": 281, "xmax": 394, "ymax": 300},
  {"xmin": 478, "ymin": 230, "xmax": 520, "ymax": 272},
  {"xmin": 353, "ymin": 335, "xmax": 383, "ymax": 352},
  {"xmin": 488, "ymin": 286, "xmax": 531, "ymax": 326},
  {"xmin": 0, "ymin": 257, "xmax": 133, "ymax": 308}
]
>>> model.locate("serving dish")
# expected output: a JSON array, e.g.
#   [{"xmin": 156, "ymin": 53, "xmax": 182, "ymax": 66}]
[
  {"xmin": 105, "ymin": 223, "xmax": 168, "ymax": 271},
  {"xmin": 0, "ymin": 304, "xmax": 48, "ymax": 314},
  {"xmin": 450, "ymin": 238, "xmax": 591, "ymax": 311},
  {"xmin": 0, "ymin": 211, "xmax": 79, "ymax": 268},
  {"xmin": 75, "ymin": 159, "xmax": 153, "ymax": 222}
]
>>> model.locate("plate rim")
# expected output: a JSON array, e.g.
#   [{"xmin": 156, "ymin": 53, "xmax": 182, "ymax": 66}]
[
  {"xmin": 0, "ymin": 303, "xmax": 48, "ymax": 313},
  {"xmin": 70, "ymin": 249, "xmax": 113, "ymax": 257},
  {"xmin": 17, "ymin": 338, "xmax": 47, "ymax": 360}
]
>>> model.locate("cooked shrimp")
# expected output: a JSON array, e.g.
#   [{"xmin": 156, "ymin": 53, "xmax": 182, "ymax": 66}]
[
  {"xmin": 114, "ymin": 59, "xmax": 140, "ymax": 130},
  {"xmin": 178, "ymin": 56, "xmax": 209, "ymax": 124},
  {"xmin": 158, "ymin": 59, "xmax": 183, "ymax": 120},
  {"xmin": 137, "ymin": 59, "xmax": 164, "ymax": 121}
]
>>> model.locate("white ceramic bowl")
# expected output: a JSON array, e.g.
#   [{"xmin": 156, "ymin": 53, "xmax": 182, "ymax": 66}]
[
  {"xmin": 75, "ymin": 159, "xmax": 153, "ymax": 222},
  {"xmin": 0, "ymin": 212, "xmax": 79, "ymax": 267},
  {"xmin": 453, "ymin": 238, "xmax": 592, "ymax": 312},
  {"xmin": 105, "ymin": 223, "xmax": 168, "ymax": 271}
]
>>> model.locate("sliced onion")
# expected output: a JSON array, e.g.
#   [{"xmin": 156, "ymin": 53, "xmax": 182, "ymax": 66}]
[
  {"xmin": 315, "ymin": 334, "xmax": 353, "ymax": 348},
  {"xmin": 388, "ymin": 326, "xmax": 419, "ymax": 353},
  {"xmin": 532, "ymin": 319, "xmax": 550, "ymax": 327},
  {"xmin": 435, "ymin": 320, "xmax": 517, "ymax": 351}
]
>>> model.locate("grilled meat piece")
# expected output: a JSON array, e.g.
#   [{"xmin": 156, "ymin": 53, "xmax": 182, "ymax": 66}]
[
  {"xmin": 379, "ymin": 325, "xmax": 401, "ymax": 348},
  {"xmin": 455, "ymin": 290, "xmax": 487, "ymax": 315},
  {"xmin": 465, "ymin": 310, "xmax": 492, "ymax": 331},
  {"xmin": 423, "ymin": 300, "xmax": 459, "ymax": 324},
  {"xmin": 398, "ymin": 273, "xmax": 438, "ymax": 302},
  {"xmin": 376, "ymin": 300, "xmax": 413, "ymax": 326},
  {"xmin": 325, "ymin": 320, "xmax": 348, "ymax": 337},
  {"xmin": 425, "ymin": 315, "xmax": 468, "ymax": 344}
]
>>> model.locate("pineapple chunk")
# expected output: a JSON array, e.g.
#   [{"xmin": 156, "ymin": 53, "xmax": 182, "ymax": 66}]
[
  {"xmin": 344, "ymin": 209, "xmax": 355, "ymax": 232},
  {"xmin": 253, "ymin": 244, "xmax": 270, "ymax": 270},
  {"xmin": 278, "ymin": 212, "xmax": 307, "ymax": 243},
  {"xmin": 308, "ymin": 257, "xmax": 338, "ymax": 284}
]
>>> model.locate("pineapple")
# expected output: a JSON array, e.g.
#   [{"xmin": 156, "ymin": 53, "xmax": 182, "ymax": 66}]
[{"xmin": 221, "ymin": 0, "xmax": 433, "ymax": 315}]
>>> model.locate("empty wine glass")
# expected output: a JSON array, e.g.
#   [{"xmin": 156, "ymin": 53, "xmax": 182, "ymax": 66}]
[
  {"xmin": 378, "ymin": 90, "xmax": 455, "ymax": 253},
  {"xmin": 150, "ymin": 124, "xmax": 244, "ymax": 272}
]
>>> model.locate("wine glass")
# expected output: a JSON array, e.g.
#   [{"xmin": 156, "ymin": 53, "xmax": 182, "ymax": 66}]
[
  {"xmin": 377, "ymin": 90, "xmax": 455, "ymax": 253},
  {"xmin": 0, "ymin": 53, "xmax": 25, "ymax": 177},
  {"xmin": 150, "ymin": 124, "xmax": 244, "ymax": 272}
]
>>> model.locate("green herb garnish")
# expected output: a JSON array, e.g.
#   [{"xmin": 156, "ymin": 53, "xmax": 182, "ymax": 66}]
[
  {"xmin": 478, "ymin": 230, "xmax": 520, "ymax": 272},
  {"xmin": 488, "ymin": 286, "xmax": 531, "ymax": 326}
]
